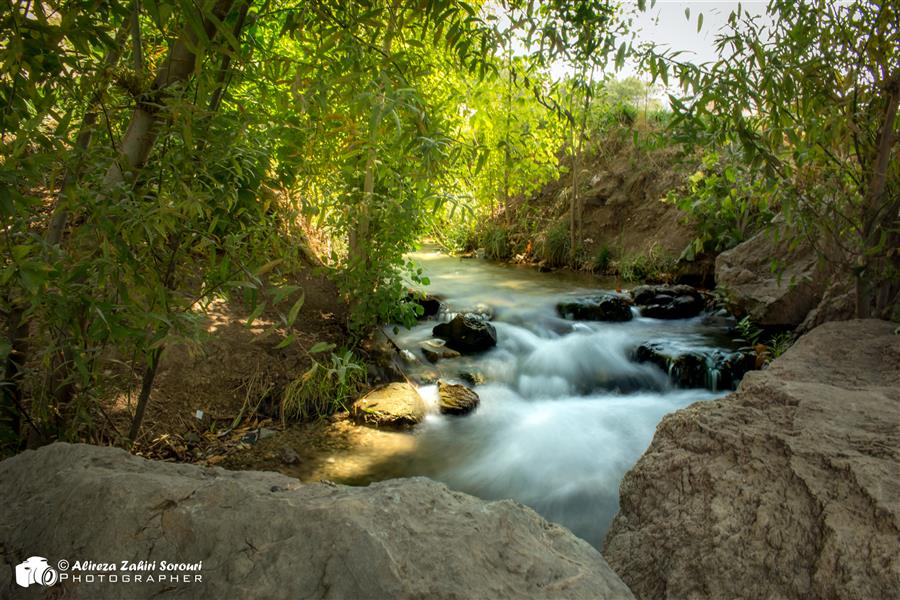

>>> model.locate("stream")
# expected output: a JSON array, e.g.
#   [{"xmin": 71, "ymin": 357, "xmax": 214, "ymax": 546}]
[{"xmin": 346, "ymin": 247, "xmax": 742, "ymax": 548}]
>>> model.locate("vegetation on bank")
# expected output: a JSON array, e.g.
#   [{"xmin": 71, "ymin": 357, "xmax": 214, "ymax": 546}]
[{"xmin": 1, "ymin": 0, "xmax": 897, "ymax": 455}]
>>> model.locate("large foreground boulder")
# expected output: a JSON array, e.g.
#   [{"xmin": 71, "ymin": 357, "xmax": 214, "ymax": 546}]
[
  {"xmin": 0, "ymin": 444, "xmax": 635, "ymax": 599},
  {"xmin": 715, "ymin": 226, "xmax": 824, "ymax": 327},
  {"xmin": 604, "ymin": 320, "xmax": 900, "ymax": 600}
]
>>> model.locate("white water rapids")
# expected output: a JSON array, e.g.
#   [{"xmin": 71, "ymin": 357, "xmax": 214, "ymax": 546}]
[{"xmin": 351, "ymin": 247, "xmax": 738, "ymax": 548}]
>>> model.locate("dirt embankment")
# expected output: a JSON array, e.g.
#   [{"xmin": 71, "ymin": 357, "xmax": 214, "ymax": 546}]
[
  {"xmin": 571, "ymin": 134, "xmax": 693, "ymax": 258},
  {"xmin": 488, "ymin": 126, "xmax": 703, "ymax": 282},
  {"xmin": 103, "ymin": 265, "xmax": 354, "ymax": 464}
]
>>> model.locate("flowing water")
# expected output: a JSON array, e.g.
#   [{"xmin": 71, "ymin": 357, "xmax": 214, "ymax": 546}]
[{"xmin": 346, "ymin": 247, "xmax": 741, "ymax": 548}]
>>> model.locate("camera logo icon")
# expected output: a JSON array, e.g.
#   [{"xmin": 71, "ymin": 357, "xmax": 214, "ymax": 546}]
[{"xmin": 15, "ymin": 556, "xmax": 59, "ymax": 588}]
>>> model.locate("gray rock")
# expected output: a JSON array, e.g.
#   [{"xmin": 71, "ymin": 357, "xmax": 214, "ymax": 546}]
[
  {"xmin": 420, "ymin": 339, "xmax": 461, "ymax": 363},
  {"xmin": 556, "ymin": 294, "xmax": 633, "ymax": 322},
  {"xmin": 278, "ymin": 446, "xmax": 299, "ymax": 465},
  {"xmin": 715, "ymin": 225, "xmax": 825, "ymax": 327},
  {"xmin": 630, "ymin": 285, "xmax": 704, "ymax": 320},
  {"xmin": 605, "ymin": 319, "xmax": 900, "ymax": 600},
  {"xmin": 633, "ymin": 342, "xmax": 755, "ymax": 391},
  {"xmin": 438, "ymin": 381, "xmax": 480, "ymax": 415},
  {"xmin": 796, "ymin": 277, "xmax": 856, "ymax": 335},
  {"xmin": 433, "ymin": 314, "xmax": 498, "ymax": 354},
  {"xmin": 0, "ymin": 444, "xmax": 635, "ymax": 599},
  {"xmin": 350, "ymin": 382, "xmax": 426, "ymax": 428}
]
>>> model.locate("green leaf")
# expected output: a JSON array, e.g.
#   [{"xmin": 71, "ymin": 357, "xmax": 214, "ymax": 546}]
[
  {"xmin": 245, "ymin": 302, "xmax": 266, "ymax": 328},
  {"xmin": 286, "ymin": 293, "xmax": 305, "ymax": 326},
  {"xmin": 274, "ymin": 333, "xmax": 296, "ymax": 350},
  {"xmin": 697, "ymin": 13, "xmax": 703, "ymax": 32},
  {"xmin": 725, "ymin": 166, "xmax": 736, "ymax": 183},
  {"xmin": 308, "ymin": 341, "xmax": 336, "ymax": 354}
]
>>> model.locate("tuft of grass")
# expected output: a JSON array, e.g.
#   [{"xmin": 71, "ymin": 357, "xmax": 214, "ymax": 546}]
[
  {"xmin": 480, "ymin": 223, "xmax": 513, "ymax": 261},
  {"xmin": 537, "ymin": 222, "xmax": 570, "ymax": 268},
  {"xmin": 614, "ymin": 244, "xmax": 676, "ymax": 282},
  {"xmin": 590, "ymin": 244, "xmax": 613, "ymax": 273},
  {"xmin": 281, "ymin": 350, "xmax": 366, "ymax": 423}
]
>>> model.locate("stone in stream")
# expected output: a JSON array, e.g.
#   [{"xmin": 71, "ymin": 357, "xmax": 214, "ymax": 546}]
[
  {"xmin": 605, "ymin": 320, "xmax": 900, "ymax": 600},
  {"xmin": 556, "ymin": 293, "xmax": 633, "ymax": 322},
  {"xmin": 432, "ymin": 313, "xmax": 497, "ymax": 354},
  {"xmin": 630, "ymin": 284, "xmax": 705, "ymax": 320},
  {"xmin": 420, "ymin": 339, "xmax": 461, "ymax": 363},
  {"xmin": 634, "ymin": 342, "xmax": 756, "ymax": 391},
  {"xmin": 0, "ymin": 443, "xmax": 636, "ymax": 599},
  {"xmin": 459, "ymin": 370, "xmax": 486, "ymax": 386},
  {"xmin": 438, "ymin": 381, "xmax": 480, "ymax": 415},
  {"xmin": 405, "ymin": 291, "xmax": 442, "ymax": 319},
  {"xmin": 350, "ymin": 382, "xmax": 426, "ymax": 428}
]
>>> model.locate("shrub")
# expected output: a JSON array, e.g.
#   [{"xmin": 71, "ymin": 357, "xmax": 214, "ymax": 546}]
[{"xmin": 589, "ymin": 244, "xmax": 613, "ymax": 273}]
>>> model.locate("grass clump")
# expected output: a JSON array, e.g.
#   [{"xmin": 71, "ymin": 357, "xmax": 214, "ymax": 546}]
[
  {"xmin": 281, "ymin": 350, "xmax": 366, "ymax": 423},
  {"xmin": 613, "ymin": 244, "xmax": 676, "ymax": 282},
  {"xmin": 537, "ymin": 222, "xmax": 570, "ymax": 267},
  {"xmin": 479, "ymin": 223, "xmax": 513, "ymax": 261}
]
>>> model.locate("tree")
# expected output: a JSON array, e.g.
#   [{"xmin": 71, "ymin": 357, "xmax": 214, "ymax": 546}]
[{"xmin": 650, "ymin": 0, "xmax": 899, "ymax": 318}]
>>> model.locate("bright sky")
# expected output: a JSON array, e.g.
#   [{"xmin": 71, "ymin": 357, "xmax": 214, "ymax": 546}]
[{"xmin": 628, "ymin": 1, "xmax": 770, "ymax": 69}]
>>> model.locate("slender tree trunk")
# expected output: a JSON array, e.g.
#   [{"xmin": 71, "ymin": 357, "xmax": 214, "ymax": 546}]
[
  {"xmin": 503, "ymin": 40, "xmax": 512, "ymax": 224},
  {"xmin": 128, "ymin": 347, "xmax": 162, "ymax": 442},
  {"xmin": 207, "ymin": 0, "xmax": 251, "ymax": 114},
  {"xmin": 126, "ymin": 2, "xmax": 253, "ymax": 442},
  {"xmin": 45, "ymin": 7, "xmax": 136, "ymax": 245},
  {"xmin": 103, "ymin": 0, "xmax": 236, "ymax": 190},
  {"xmin": 856, "ymin": 71, "xmax": 899, "ymax": 317},
  {"xmin": 350, "ymin": 2, "xmax": 398, "ymax": 267}
]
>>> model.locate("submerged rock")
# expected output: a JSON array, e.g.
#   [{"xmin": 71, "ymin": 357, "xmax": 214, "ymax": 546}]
[
  {"xmin": 350, "ymin": 382, "xmax": 426, "ymax": 428},
  {"xmin": 634, "ymin": 342, "xmax": 755, "ymax": 391},
  {"xmin": 0, "ymin": 443, "xmax": 635, "ymax": 599},
  {"xmin": 556, "ymin": 294, "xmax": 633, "ymax": 322},
  {"xmin": 459, "ymin": 370, "xmax": 486, "ymax": 386},
  {"xmin": 605, "ymin": 319, "xmax": 900, "ymax": 600},
  {"xmin": 438, "ymin": 381, "xmax": 480, "ymax": 415},
  {"xmin": 433, "ymin": 314, "xmax": 497, "ymax": 354},
  {"xmin": 420, "ymin": 339, "xmax": 461, "ymax": 363},
  {"xmin": 630, "ymin": 284, "xmax": 704, "ymax": 320}
]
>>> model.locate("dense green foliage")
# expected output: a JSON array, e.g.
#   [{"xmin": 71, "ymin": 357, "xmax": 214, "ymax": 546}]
[{"xmin": 1, "ymin": 0, "xmax": 896, "ymax": 453}]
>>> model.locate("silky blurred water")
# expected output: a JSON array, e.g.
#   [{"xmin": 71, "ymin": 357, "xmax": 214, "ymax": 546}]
[{"xmin": 345, "ymin": 247, "xmax": 734, "ymax": 548}]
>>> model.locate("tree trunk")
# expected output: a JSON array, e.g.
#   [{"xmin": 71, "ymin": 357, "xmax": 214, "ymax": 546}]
[
  {"xmin": 856, "ymin": 70, "xmax": 899, "ymax": 318},
  {"xmin": 103, "ymin": 0, "xmax": 236, "ymax": 190},
  {"xmin": 45, "ymin": 6, "xmax": 136, "ymax": 245},
  {"xmin": 128, "ymin": 347, "xmax": 162, "ymax": 442},
  {"xmin": 350, "ymin": 3, "xmax": 398, "ymax": 268}
]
